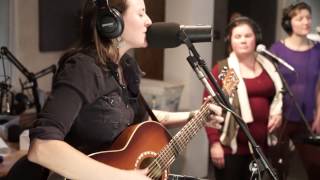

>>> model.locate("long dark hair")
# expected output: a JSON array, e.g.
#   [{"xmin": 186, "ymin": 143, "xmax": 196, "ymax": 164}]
[{"xmin": 60, "ymin": 0, "xmax": 128, "ymax": 65}]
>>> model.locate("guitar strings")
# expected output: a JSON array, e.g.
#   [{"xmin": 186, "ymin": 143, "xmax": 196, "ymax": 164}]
[
  {"xmin": 147, "ymin": 105, "xmax": 210, "ymax": 179},
  {"xmin": 146, "ymin": 102, "xmax": 210, "ymax": 177},
  {"xmin": 147, "ymin": 73, "xmax": 237, "ymax": 179},
  {"xmin": 146, "ymin": 103, "xmax": 211, "ymax": 179}
]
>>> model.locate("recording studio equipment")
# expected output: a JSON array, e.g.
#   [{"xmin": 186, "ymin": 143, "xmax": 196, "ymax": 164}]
[
  {"xmin": 0, "ymin": 46, "xmax": 56, "ymax": 113},
  {"xmin": 0, "ymin": 83, "xmax": 13, "ymax": 114},
  {"xmin": 147, "ymin": 22, "xmax": 212, "ymax": 48}
]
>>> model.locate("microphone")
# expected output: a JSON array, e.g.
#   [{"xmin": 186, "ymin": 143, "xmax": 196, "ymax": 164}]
[
  {"xmin": 256, "ymin": 44, "xmax": 295, "ymax": 72},
  {"xmin": 147, "ymin": 22, "xmax": 212, "ymax": 48}
]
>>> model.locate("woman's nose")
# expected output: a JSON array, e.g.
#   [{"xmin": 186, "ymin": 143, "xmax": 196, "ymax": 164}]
[{"xmin": 145, "ymin": 15, "xmax": 152, "ymax": 27}]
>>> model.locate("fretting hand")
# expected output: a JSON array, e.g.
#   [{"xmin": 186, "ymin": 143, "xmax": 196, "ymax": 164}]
[
  {"xmin": 205, "ymin": 103, "xmax": 224, "ymax": 129},
  {"xmin": 197, "ymin": 96, "xmax": 224, "ymax": 129}
]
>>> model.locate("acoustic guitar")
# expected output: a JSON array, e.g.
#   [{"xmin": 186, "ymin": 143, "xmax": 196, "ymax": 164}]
[{"xmin": 65, "ymin": 68, "xmax": 238, "ymax": 180}]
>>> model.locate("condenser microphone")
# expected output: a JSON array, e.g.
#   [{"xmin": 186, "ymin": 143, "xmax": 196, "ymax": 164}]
[
  {"xmin": 147, "ymin": 22, "xmax": 212, "ymax": 48},
  {"xmin": 256, "ymin": 44, "xmax": 295, "ymax": 72}
]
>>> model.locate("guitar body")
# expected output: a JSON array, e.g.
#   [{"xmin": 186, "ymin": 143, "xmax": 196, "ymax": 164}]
[{"xmin": 89, "ymin": 121, "xmax": 172, "ymax": 178}]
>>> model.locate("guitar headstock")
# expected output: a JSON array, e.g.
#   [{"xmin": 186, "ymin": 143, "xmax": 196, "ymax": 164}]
[{"xmin": 218, "ymin": 66, "xmax": 239, "ymax": 97}]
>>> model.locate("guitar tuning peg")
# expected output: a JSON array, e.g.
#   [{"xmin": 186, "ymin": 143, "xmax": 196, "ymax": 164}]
[
  {"xmin": 222, "ymin": 67, "xmax": 228, "ymax": 73},
  {"xmin": 218, "ymin": 66, "xmax": 229, "ymax": 80},
  {"xmin": 218, "ymin": 73, "xmax": 224, "ymax": 80}
]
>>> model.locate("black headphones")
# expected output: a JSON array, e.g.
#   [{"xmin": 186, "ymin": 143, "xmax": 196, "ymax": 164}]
[
  {"xmin": 94, "ymin": 0, "xmax": 124, "ymax": 39},
  {"xmin": 225, "ymin": 16, "xmax": 263, "ymax": 47},
  {"xmin": 281, "ymin": 2, "xmax": 311, "ymax": 34}
]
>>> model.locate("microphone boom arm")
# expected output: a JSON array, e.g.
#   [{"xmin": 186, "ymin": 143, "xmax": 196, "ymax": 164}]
[{"xmin": 0, "ymin": 46, "xmax": 56, "ymax": 113}]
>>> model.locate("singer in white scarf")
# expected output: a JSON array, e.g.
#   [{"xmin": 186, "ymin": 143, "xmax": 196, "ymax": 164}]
[
  {"xmin": 220, "ymin": 52, "xmax": 283, "ymax": 153},
  {"xmin": 205, "ymin": 16, "xmax": 283, "ymax": 180}
]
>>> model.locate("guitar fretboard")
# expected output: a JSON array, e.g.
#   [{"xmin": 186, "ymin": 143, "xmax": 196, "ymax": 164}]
[{"xmin": 146, "ymin": 100, "xmax": 211, "ymax": 178}]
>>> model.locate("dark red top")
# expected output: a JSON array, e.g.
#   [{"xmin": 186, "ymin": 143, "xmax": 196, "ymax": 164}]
[{"xmin": 205, "ymin": 64, "xmax": 275, "ymax": 155}]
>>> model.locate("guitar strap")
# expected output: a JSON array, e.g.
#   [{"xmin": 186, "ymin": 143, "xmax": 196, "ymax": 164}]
[{"xmin": 139, "ymin": 93, "xmax": 159, "ymax": 122}]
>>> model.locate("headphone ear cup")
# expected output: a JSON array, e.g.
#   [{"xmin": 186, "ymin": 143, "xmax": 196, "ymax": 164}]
[
  {"xmin": 96, "ymin": 7, "xmax": 124, "ymax": 39},
  {"xmin": 281, "ymin": 4, "xmax": 295, "ymax": 34},
  {"xmin": 281, "ymin": 17, "xmax": 292, "ymax": 34}
]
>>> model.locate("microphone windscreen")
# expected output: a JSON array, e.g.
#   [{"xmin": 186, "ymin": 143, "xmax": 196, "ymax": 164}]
[
  {"xmin": 147, "ymin": 22, "xmax": 181, "ymax": 48},
  {"xmin": 182, "ymin": 25, "xmax": 212, "ymax": 42}
]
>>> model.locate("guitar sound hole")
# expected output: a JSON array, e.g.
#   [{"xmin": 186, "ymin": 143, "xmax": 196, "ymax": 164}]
[{"xmin": 139, "ymin": 157, "xmax": 163, "ymax": 180}]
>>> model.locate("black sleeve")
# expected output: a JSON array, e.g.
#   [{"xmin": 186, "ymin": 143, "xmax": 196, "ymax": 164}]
[
  {"xmin": 30, "ymin": 53, "xmax": 103, "ymax": 140},
  {"xmin": 29, "ymin": 85, "xmax": 83, "ymax": 140}
]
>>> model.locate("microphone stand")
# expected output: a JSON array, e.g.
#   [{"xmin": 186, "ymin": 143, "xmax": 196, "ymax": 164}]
[
  {"xmin": 0, "ymin": 47, "xmax": 56, "ymax": 113},
  {"xmin": 178, "ymin": 31, "xmax": 279, "ymax": 180}
]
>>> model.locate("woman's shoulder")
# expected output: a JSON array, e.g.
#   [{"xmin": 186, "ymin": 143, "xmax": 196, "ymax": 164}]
[
  {"xmin": 54, "ymin": 50, "xmax": 112, "ymax": 103},
  {"xmin": 270, "ymin": 41, "xmax": 285, "ymax": 51},
  {"xmin": 54, "ymin": 49, "xmax": 105, "ymax": 86},
  {"xmin": 56, "ymin": 49, "xmax": 102, "ymax": 79},
  {"xmin": 61, "ymin": 49, "xmax": 97, "ymax": 66}
]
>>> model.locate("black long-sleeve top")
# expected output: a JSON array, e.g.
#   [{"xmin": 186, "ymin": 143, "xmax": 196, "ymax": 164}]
[{"xmin": 29, "ymin": 50, "xmax": 147, "ymax": 154}]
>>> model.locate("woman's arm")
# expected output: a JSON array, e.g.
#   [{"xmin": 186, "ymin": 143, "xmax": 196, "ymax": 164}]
[
  {"xmin": 28, "ymin": 139, "xmax": 150, "ymax": 180},
  {"xmin": 152, "ymin": 103, "xmax": 223, "ymax": 129},
  {"xmin": 28, "ymin": 85, "xmax": 150, "ymax": 179},
  {"xmin": 151, "ymin": 110, "xmax": 191, "ymax": 127}
]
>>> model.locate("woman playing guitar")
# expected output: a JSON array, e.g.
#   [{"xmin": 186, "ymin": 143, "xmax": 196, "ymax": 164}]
[{"xmin": 26, "ymin": 0, "xmax": 224, "ymax": 180}]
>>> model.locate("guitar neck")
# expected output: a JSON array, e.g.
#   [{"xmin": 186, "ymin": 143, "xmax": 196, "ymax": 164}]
[
  {"xmin": 153, "ymin": 101, "xmax": 212, "ymax": 170},
  {"xmin": 146, "ymin": 68, "xmax": 238, "ymax": 177}
]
